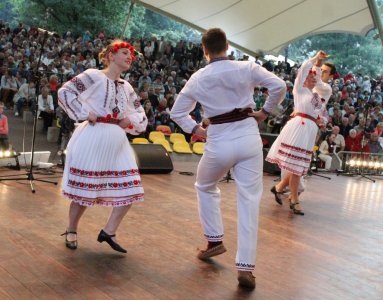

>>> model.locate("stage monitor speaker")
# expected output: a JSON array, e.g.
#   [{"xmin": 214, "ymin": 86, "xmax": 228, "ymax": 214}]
[
  {"xmin": 260, "ymin": 132, "xmax": 279, "ymax": 148},
  {"xmin": 263, "ymin": 148, "xmax": 281, "ymax": 175},
  {"xmin": 131, "ymin": 144, "xmax": 173, "ymax": 174}
]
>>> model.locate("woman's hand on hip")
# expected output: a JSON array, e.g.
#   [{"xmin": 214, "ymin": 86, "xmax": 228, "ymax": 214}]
[
  {"xmin": 118, "ymin": 117, "xmax": 131, "ymax": 129},
  {"xmin": 88, "ymin": 111, "xmax": 97, "ymax": 125}
]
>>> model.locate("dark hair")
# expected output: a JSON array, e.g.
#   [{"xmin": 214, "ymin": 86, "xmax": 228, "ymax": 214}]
[
  {"xmin": 323, "ymin": 62, "xmax": 336, "ymax": 76},
  {"xmin": 202, "ymin": 28, "xmax": 227, "ymax": 55}
]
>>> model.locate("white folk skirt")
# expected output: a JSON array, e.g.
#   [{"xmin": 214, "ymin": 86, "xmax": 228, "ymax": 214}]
[
  {"xmin": 266, "ymin": 117, "xmax": 318, "ymax": 176},
  {"xmin": 62, "ymin": 121, "xmax": 144, "ymax": 207}
]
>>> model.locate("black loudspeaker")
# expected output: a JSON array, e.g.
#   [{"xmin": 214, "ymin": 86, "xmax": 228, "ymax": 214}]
[
  {"xmin": 263, "ymin": 148, "xmax": 281, "ymax": 175},
  {"xmin": 261, "ymin": 133, "xmax": 281, "ymax": 175},
  {"xmin": 260, "ymin": 133, "xmax": 279, "ymax": 148},
  {"xmin": 131, "ymin": 144, "xmax": 173, "ymax": 174}
]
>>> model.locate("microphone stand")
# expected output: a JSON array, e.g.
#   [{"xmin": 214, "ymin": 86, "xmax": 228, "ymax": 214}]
[
  {"xmin": 220, "ymin": 170, "xmax": 234, "ymax": 183},
  {"xmin": 0, "ymin": 31, "xmax": 58, "ymax": 192}
]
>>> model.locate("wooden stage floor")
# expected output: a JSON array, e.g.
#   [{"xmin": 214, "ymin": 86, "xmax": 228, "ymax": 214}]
[{"xmin": 0, "ymin": 154, "xmax": 382, "ymax": 300}]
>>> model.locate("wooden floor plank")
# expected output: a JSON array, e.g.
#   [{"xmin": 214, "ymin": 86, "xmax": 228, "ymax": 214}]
[{"xmin": 0, "ymin": 156, "xmax": 382, "ymax": 299}]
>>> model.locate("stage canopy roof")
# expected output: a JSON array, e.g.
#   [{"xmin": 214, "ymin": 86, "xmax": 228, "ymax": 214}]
[{"xmin": 135, "ymin": 0, "xmax": 383, "ymax": 56}]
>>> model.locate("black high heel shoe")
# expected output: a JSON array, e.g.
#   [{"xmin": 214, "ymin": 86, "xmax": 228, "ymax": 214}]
[
  {"xmin": 97, "ymin": 229, "xmax": 127, "ymax": 253},
  {"xmin": 61, "ymin": 231, "xmax": 78, "ymax": 250},
  {"xmin": 270, "ymin": 186, "xmax": 283, "ymax": 205},
  {"xmin": 289, "ymin": 201, "xmax": 304, "ymax": 215}
]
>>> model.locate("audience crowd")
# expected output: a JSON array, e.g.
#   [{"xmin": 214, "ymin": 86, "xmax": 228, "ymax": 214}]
[{"xmin": 0, "ymin": 21, "xmax": 382, "ymax": 162}]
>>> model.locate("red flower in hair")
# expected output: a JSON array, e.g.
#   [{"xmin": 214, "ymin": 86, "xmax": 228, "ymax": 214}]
[
  {"xmin": 110, "ymin": 41, "xmax": 136, "ymax": 61},
  {"xmin": 308, "ymin": 70, "xmax": 317, "ymax": 76}
]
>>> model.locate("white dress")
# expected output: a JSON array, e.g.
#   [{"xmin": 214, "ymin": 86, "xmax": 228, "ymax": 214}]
[
  {"xmin": 266, "ymin": 58, "xmax": 325, "ymax": 176},
  {"xmin": 58, "ymin": 69, "xmax": 148, "ymax": 207}
]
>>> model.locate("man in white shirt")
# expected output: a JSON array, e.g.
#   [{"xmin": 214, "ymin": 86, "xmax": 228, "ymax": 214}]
[
  {"xmin": 13, "ymin": 81, "xmax": 36, "ymax": 116},
  {"xmin": 38, "ymin": 87, "xmax": 54, "ymax": 132},
  {"xmin": 170, "ymin": 28, "xmax": 285, "ymax": 289},
  {"xmin": 332, "ymin": 126, "xmax": 345, "ymax": 152}
]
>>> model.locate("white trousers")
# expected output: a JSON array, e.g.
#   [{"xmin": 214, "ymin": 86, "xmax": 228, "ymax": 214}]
[
  {"xmin": 318, "ymin": 154, "xmax": 332, "ymax": 170},
  {"xmin": 195, "ymin": 132, "xmax": 263, "ymax": 271}
]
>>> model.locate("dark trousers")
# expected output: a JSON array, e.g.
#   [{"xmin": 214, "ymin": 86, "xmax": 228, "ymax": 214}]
[
  {"xmin": 40, "ymin": 111, "xmax": 53, "ymax": 131},
  {"xmin": 0, "ymin": 136, "xmax": 9, "ymax": 150}
]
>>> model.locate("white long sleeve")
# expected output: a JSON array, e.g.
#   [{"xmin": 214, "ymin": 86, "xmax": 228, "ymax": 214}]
[{"xmin": 170, "ymin": 60, "xmax": 286, "ymax": 133}]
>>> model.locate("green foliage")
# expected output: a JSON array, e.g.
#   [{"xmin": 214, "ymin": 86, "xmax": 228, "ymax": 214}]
[
  {"xmin": 0, "ymin": 0, "xmax": 16, "ymax": 25},
  {"xmin": 286, "ymin": 31, "xmax": 383, "ymax": 77},
  {"xmin": 5, "ymin": 0, "xmax": 381, "ymax": 76},
  {"xmin": 9, "ymin": 0, "xmax": 131, "ymax": 36},
  {"xmin": 7, "ymin": 0, "xmax": 200, "ymax": 43},
  {"xmin": 124, "ymin": 5, "xmax": 201, "ymax": 42}
]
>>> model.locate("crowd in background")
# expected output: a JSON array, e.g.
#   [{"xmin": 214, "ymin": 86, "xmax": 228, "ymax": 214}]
[{"xmin": 0, "ymin": 21, "xmax": 382, "ymax": 161}]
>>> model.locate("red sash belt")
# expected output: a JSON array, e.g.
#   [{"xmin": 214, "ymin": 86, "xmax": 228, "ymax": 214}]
[
  {"xmin": 96, "ymin": 116, "xmax": 119, "ymax": 124},
  {"xmin": 209, "ymin": 107, "xmax": 254, "ymax": 125},
  {"xmin": 293, "ymin": 112, "xmax": 317, "ymax": 123}
]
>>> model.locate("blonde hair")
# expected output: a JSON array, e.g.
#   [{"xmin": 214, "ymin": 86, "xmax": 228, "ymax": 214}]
[{"xmin": 98, "ymin": 39, "xmax": 129, "ymax": 67}]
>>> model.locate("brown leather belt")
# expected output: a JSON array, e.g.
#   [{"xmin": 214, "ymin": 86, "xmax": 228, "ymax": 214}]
[
  {"xmin": 209, "ymin": 107, "xmax": 254, "ymax": 125},
  {"xmin": 293, "ymin": 112, "xmax": 317, "ymax": 123}
]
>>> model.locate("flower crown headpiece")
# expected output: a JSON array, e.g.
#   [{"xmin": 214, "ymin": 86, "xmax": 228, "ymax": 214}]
[{"xmin": 110, "ymin": 42, "xmax": 136, "ymax": 62}]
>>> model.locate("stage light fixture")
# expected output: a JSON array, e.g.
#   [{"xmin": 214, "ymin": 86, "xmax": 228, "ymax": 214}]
[
  {"xmin": 340, "ymin": 151, "xmax": 383, "ymax": 180},
  {"xmin": 0, "ymin": 150, "xmax": 18, "ymax": 158}
]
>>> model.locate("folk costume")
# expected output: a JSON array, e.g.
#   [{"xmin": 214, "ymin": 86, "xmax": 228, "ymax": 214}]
[
  {"xmin": 58, "ymin": 68, "xmax": 147, "ymax": 207},
  {"xmin": 170, "ymin": 58, "xmax": 285, "ymax": 271},
  {"xmin": 266, "ymin": 57, "xmax": 331, "ymax": 176}
]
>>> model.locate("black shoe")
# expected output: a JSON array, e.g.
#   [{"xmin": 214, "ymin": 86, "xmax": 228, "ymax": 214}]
[
  {"xmin": 97, "ymin": 229, "xmax": 127, "ymax": 253},
  {"xmin": 289, "ymin": 201, "xmax": 304, "ymax": 215},
  {"xmin": 270, "ymin": 186, "xmax": 283, "ymax": 205},
  {"xmin": 61, "ymin": 231, "xmax": 77, "ymax": 250}
]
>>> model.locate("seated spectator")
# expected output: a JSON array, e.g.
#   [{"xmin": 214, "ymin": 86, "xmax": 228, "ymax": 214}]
[
  {"xmin": 354, "ymin": 138, "xmax": 370, "ymax": 154},
  {"xmin": 368, "ymin": 132, "xmax": 383, "ymax": 154},
  {"xmin": 339, "ymin": 117, "xmax": 352, "ymax": 138},
  {"xmin": 354, "ymin": 117, "xmax": 366, "ymax": 134},
  {"xmin": 374, "ymin": 122, "xmax": 383, "ymax": 137},
  {"xmin": 318, "ymin": 133, "xmax": 336, "ymax": 170},
  {"xmin": 138, "ymin": 70, "xmax": 152, "ymax": 88},
  {"xmin": 0, "ymin": 102, "xmax": 9, "ymax": 150},
  {"xmin": 345, "ymin": 129, "xmax": 362, "ymax": 152},
  {"xmin": 49, "ymin": 74, "xmax": 60, "ymax": 108},
  {"xmin": 154, "ymin": 98, "xmax": 175, "ymax": 132},
  {"xmin": 37, "ymin": 87, "xmax": 54, "ymax": 132},
  {"xmin": 332, "ymin": 126, "xmax": 345, "ymax": 152},
  {"xmin": 13, "ymin": 81, "xmax": 36, "ymax": 116},
  {"xmin": 143, "ymin": 100, "xmax": 155, "ymax": 137},
  {"xmin": 151, "ymin": 74, "xmax": 165, "ymax": 95},
  {"xmin": 0, "ymin": 69, "xmax": 18, "ymax": 108}
]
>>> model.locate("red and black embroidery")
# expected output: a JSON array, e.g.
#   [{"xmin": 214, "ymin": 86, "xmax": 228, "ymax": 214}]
[
  {"xmin": 69, "ymin": 167, "xmax": 139, "ymax": 178},
  {"xmin": 265, "ymin": 157, "xmax": 309, "ymax": 176},
  {"xmin": 277, "ymin": 149, "xmax": 311, "ymax": 163},
  {"xmin": 63, "ymin": 192, "xmax": 144, "ymax": 207},
  {"xmin": 70, "ymin": 77, "xmax": 86, "ymax": 93},
  {"xmin": 67, "ymin": 179, "xmax": 142, "ymax": 190},
  {"xmin": 281, "ymin": 143, "xmax": 312, "ymax": 155},
  {"xmin": 204, "ymin": 234, "xmax": 223, "ymax": 241},
  {"xmin": 311, "ymin": 92, "xmax": 322, "ymax": 110},
  {"xmin": 236, "ymin": 263, "xmax": 255, "ymax": 270}
]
